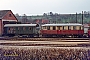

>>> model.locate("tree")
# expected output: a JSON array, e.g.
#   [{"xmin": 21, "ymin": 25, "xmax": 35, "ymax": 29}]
[
  {"xmin": 49, "ymin": 12, "xmax": 53, "ymax": 16},
  {"xmin": 15, "ymin": 13, "xmax": 19, "ymax": 16},
  {"xmin": 22, "ymin": 14, "xmax": 28, "ymax": 23},
  {"xmin": 43, "ymin": 13, "xmax": 47, "ymax": 16},
  {"xmin": 15, "ymin": 13, "xmax": 20, "ymax": 22}
]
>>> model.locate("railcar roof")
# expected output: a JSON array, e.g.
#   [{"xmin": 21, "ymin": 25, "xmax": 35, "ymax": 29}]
[
  {"xmin": 42, "ymin": 23, "xmax": 83, "ymax": 26},
  {"xmin": 4, "ymin": 24, "xmax": 37, "ymax": 27}
]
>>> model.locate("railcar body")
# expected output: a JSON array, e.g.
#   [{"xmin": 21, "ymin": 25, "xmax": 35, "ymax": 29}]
[
  {"xmin": 88, "ymin": 26, "xmax": 90, "ymax": 37},
  {"xmin": 41, "ymin": 23, "xmax": 84, "ymax": 37},
  {"xmin": 3, "ymin": 24, "xmax": 39, "ymax": 37}
]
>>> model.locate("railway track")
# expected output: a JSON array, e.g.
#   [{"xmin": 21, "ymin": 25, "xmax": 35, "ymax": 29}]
[
  {"xmin": 0, "ymin": 39, "xmax": 90, "ymax": 47},
  {"xmin": 1, "ymin": 37, "xmax": 90, "ymax": 41},
  {"xmin": 0, "ymin": 42, "xmax": 90, "ymax": 47},
  {"xmin": 8, "ymin": 37, "xmax": 90, "ymax": 41},
  {"xmin": 0, "ymin": 37, "xmax": 90, "ymax": 47}
]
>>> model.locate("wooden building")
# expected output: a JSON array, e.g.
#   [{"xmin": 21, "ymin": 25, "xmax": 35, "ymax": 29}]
[{"xmin": 0, "ymin": 10, "xmax": 17, "ymax": 35}]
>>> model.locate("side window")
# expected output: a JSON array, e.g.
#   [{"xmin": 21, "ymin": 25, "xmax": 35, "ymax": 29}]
[
  {"xmin": 10, "ymin": 27, "xmax": 14, "ymax": 30},
  {"xmin": 43, "ymin": 26, "xmax": 46, "ymax": 29},
  {"xmin": 8, "ymin": 30, "xmax": 10, "ymax": 33},
  {"xmin": 41, "ymin": 27, "xmax": 43, "ymax": 30},
  {"xmin": 29, "ymin": 27, "xmax": 32, "ymax": 30},
  {"xmin": 57, "ymin": 26, "xmax": 64, "ymax": 30},
  {"xmin": 53, "ymin": 26, "xmax": 56, "ymax": 30},
  {"xmin": 78, "ymin": 26, "xmax": 81, "ymax": 30},
  {"xmin": 73, "ymin": 26, "xmax": 76, "ymax": 30},
  {"xmin": 17, "ymin": 27, "xmax": 20, "ymax": 30},
  {"xmin": 9, "ymin": 27, "xmax": 10, "ymax": 30},
  {"xmin": 23, "ymin": 27, "xmax": 25, "ymax": 30},
  {"xmin": 57, "ymin": 26, "xmax": 60, "ymax": 30},
  {"xmin": 64, "ymin": 26, "xmax": 66, "ymax": 30},
  {"xmin": 9, "ymin": 27, "xmax": 15, "ymax": 33},
  {"xmin": 68, "ymin": 26, "xmax": 71, "ymax": 30},
  {"xmin": 80, "ymin": 26, "xmax": 82, "ymax": 30},
  {"xmin": 60, "ymin": 26, "xmax": 63, "ymax": 30},
  {"xmin": 8, "ymin": 27, "xmax": 10, "ymax": 33},
  {"xmin": 47, "ymin": 26, "xmax": 50, "ymax": 30},
  {"xmin": 64, "ymin": 26, "xmax": 68, "ymax": 30},
  {"xmin": 63, "ymin": 26, "xmax": 64, "ymax": 30}
]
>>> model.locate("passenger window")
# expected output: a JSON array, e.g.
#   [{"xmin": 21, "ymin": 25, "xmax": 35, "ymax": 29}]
[
  {"xmin": 73, "ymin": 26, "xmax": 76, "ymax": 30},
  {"xmin": 79, "ymin": 26, "xmax": 81, "ymax": 30},
  {"xmin": 57, "ymin": 26, "xmax": 63, "ymax": 30},
  {"xmin": 13, "ymin": 31, "xmax": 16, "ymax": 33},
  {"xmin": 63, "ymin": 26, "xmax": 66, "ymax": 30},
  {"xmin": 47, "ymin": 26, "xmax": 50, "ymax": 30},
  {"xmin": 10, "ymin": 27, "xmax": 14, "ymax": 31},
  {"xmin": 57, "ymin": 26, "xmax": 60, "ymax": 30},
  {"xmin": 8, "ymin": 30, "xmax": 10, "ymax": 33},
  {"xmin": 41, "ymin": 27, "xmax": 43, "ymax": 30},
  {"xmin": 16, "ymin": 27, "xmax": 19, "ymax": 30},
  {"xmin": 23, "ymin": 27, "xmax": 25, "ymax": 30},
  {"xmin": 76, "ymin": 26, "xmax": 82, "ymax": 30},
  {"xmin": 9, "ymin": 27, "xmax": 10, "ymax": 30},
  {"xmin": 29, "ymin": 27, "xmax": 31, "ymax": 30},
  {"xmin": 60, "ymin": 26, "xmax": 63, "ymax": 30},
  {"xmin": 43, "ymin": 26, "xmax": 46, "ymax": 29},
  {"xmin": 53, "ymin": 26, "xmax": 56, "ymax": 30},
  {"xmin": 64, "ymin": 26, "xmax": 68, "ymax": 30},
  {"xmin": 80, "ymin": 26, "xmax": 82, "ymax": 30},
  {"xmin": 68, "ymin": 26, "xmax": 71, "ymax": 30},
  {"xmin": 62, "ymin": 26, "xmax": 64, "ymax": 30}
]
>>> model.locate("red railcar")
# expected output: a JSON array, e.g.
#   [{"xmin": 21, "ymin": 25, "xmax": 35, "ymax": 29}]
[
  {"xmin": 88, "ymin": 31, "xmax": 90, "ymax": 37},
  {"xmin": 41, "ymin": 30, "xmax": 57, "ymax": 34},
  {"xmin": 87, "ymin": 24, "xmax": 90, "ymax": 37},
  {"xmin": 57, "ymin": 30, "xmax": 84, "ymax": 35},
  {"xmin": 41, "ymin": 23, "xmax": 84, "ymax": 37},
  {"xmin": 40, "ymin": 30, "xmax": 57, "ymax": 37}
]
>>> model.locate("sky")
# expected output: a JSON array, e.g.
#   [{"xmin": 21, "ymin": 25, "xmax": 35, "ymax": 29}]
[{"xmin": 0, "ymin": 0, "xmax": 90, "ymax": 15}]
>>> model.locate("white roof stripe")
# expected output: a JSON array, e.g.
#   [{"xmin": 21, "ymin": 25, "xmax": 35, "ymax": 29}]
[
  {"xmin": 4, "ymin": 24, "xmax": 37, "ymax": 27},
  {"xmin": 42, "ymin": 23, "xmax": 83, "ymax": 26}
]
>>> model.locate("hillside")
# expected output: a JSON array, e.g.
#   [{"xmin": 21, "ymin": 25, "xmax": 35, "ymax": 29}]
[{"xmin": 15, "ymin": 14, "xmax": 90, "ymax": 24}]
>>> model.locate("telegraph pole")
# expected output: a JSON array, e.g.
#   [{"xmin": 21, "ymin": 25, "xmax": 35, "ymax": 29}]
[
  {"xmin": 76, "ymin": 12, "xmax": 77, "ymax": 23},
  {"xmin": 82, "ymin": 11, "xmax": 83, "ymax": 24}
]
